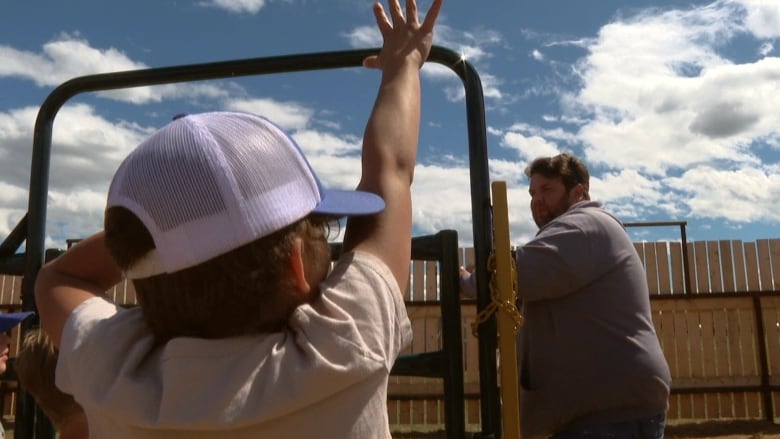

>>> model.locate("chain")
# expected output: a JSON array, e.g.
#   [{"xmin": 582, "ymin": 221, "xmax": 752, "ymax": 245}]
[{"xmin": 470, "ymin": 253, "xmax": 525, "ymax": 338}]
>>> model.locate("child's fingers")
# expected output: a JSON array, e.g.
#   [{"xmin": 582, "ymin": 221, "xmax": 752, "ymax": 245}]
[
  {"xmin": 387, "ymin": 0, "xmax": 405, "ymax": 28},
  {"xmin": 372, "ymin": 2, "xmax": 392, "ymax": 35},
  {"xmin": 420, "ymin": 0, "xmax": 442, "ymax": 32},
  {"xmin": 405, "ymin": 0, "xmax": 419, "ymax": 25}
]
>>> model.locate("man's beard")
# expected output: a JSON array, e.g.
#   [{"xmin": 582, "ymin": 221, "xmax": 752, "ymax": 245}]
[{"xmin": 534, "ymin": 195, "xmax": 574, "ymax": 228}]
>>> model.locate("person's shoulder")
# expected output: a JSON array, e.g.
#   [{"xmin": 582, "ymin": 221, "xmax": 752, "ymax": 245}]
[
  {"xmin": 69, "ymin": 296, "xmax": 122, "ymax": 322},
  {"xmin": 572, "ymin": 201, "xmax": 619, "ymax": 221},
  {"xmin": 325, "ymin": 250, "xmax": 400, "ymax": 294},
  {"xmin": 63, "ymin": 297, "xmax": 143, "ymax": 349},
  {"xmin": 332, "ymin": 250, "xmax": 393, "ymax": 275},
  {"xmin": 555, "ymin": 201, "xmax": 624, "ymax": 234},
  {"xmin": 571, "ymin": 200, "xmax": 604, "ymax": 212}
]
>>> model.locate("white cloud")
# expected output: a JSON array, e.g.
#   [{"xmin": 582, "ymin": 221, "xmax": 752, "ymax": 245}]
[
  {"xmin": 412, "ymin": 164, "xmax": 478, "ymax": 245},
  {"xmin": 343, "ymin": 25, "xmax": 380, "ymax": 48},
  {"xmin": 344, "ymin": 22, "xmax": 505, "ymax": 103},
  {"xmin": 562, "ymin": 1, "xmax": 779, "ymax": 187},
  {"xmin": 0, "ymin": 34, "xmax": 147, "ymax": 86},
  {"xmin": 667, "ymin": 166, "xmax": 780, "ymax": 222},
  {"xmin": 501, "ymin": 132, "xmax": 559, "ymax": 162},
  {"xmin": 226, "ymin": 98, "xmax": 314, "ymax": 130},
  {"xmin": 0, "ymin": 104, "xmax": 156, "ymax": 247},
  {"xmin": 0, "ymin": 35, "xmax": 234, "ymax": 105},
  {"xmin": 199, "ymin": 0, "xmax": 268, "ymax": 14},
  {"xmin": 498, "ymin": 0, "xmax": 779, "ymax": 232},
  {"xmin": 736, "ymin": 0, "xmax": 780, "ymax": 38},
  {"xmin": 758, "ymin": 42, "xmax": 774, "ymax": 57}
]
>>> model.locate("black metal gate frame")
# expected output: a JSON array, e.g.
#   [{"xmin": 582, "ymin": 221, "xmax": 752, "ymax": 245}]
[{"xmin": 2, "ymin": 46, "xmax": 503, "ymax": 438}]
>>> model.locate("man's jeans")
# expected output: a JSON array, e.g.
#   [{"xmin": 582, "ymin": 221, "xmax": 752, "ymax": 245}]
[{"xmin": 550, "ymin": 413, "xmax": 666, "ymax": 439}]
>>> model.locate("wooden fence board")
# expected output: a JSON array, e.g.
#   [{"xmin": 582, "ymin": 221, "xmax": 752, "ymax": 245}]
[
  {"xmin": 687, "ymin": 303, "xmax": 707, "ymax": 419},
  {"xmin": 707, "ymin": 241, "xmax": 723, "ymax": 293},
  {"xmin": 635, "ymin": 243, "xmax": 650, "ymax": 293},
  {"xmin": 411, "ymin": 260, "xmax": 424, "ymax": 301},
  {"xmin": 387, "ymin": 399, "xmax": 399, "ymax": 425},
  {"xmin": 466, "ymin": 399, "xmax": 480, "ymax": 427},
  {"xmin": 0, "ymin": 276, "xmax": 14, "ymax": 304},
  {"xmin": 660, "ymin": 305, "xmax": 679, "ymax": 382},
  {"xmin": 700, "ymin": 310, "xmax": 716, "ymax": 379},
  {"xmin": 656, "ymin": 242, "xmax": 672, "ymax": 295},
  {"xmin": 694, "ymin": 241, "xmax": 709, "ymax": 293},
  {"xmin": 646, "ymin": 243, "xmax": 660, "ymax": 295},
  {"xmin": 425, "ymin": 262, "xmax": 437, "ymax": 301},
  {"xmin": 771, "ymin": 239, "xmax": 780, "ymax": 292},
  {"xmin": 720, "ymin": 241, "xmax": 736, "ymax": 293},
  {"xmin": 634, "ymin": 242, "xmax": 645, "ymax": 265},
  {"xmin": 763, "ymin": 297, "xmax": 780, "ymax": 378},
  {"xmin": 669, "ymin": 242, "xmax": 685, "ymax": 294},
  {"xmin": 733, "ymin": 240, "xmax": 748, "ymax": 292},
  {"xmin": 675, "ymin": 308, "xmax": 694, "ymax": 418},
  {"xmin": 758, "ymin": 240, "xmax": 774, "ymax": 291},
  {"xmin": 713, "ymin": 308, "xmax": 733, "ymax": 418},
  {"xmin": 745, "ymin": 242, "xmax": 760, "ymax": 291}
]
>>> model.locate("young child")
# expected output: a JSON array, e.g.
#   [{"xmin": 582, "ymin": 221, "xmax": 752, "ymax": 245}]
[
  {"xmin": 34, "ymin": 0, "xmax": 441, "ymax": 437},
  {"xmin": 0, "ymin": 311, "xmax": 34, "ymax": 439},
  {"xmin": 15, "ymin": 328, "xmax": 88, "ymax": 439}
]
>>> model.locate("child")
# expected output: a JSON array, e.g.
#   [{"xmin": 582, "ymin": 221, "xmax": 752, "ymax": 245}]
[
  {"xmin": 15, "ymin": 328, "xmax": 88, "ymax": 439},
  {"xmin": 0, "ymin": 311, "xmax": 34, "ymax": 439},
  {"xmin": 34, "ymin": 0, "xmax": 441, "ymax": 437}
]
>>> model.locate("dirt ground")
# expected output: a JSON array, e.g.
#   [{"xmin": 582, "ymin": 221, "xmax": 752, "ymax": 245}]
[
  {"xmin": 10, "ymin": 420, "xmax": 780, "ymax": 438},
  {"xmin": 392, "ymin": 420, "xmax": 780, "ymax": 438},
  {"xmin": 665, "ymin": 420, "xmax": 780, "ymax": 438}
]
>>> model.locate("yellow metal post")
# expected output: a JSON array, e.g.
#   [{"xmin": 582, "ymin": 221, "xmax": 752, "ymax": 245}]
[{"xmin": 491, "ymin": 181, "xmax": 522, "ymax": 438}]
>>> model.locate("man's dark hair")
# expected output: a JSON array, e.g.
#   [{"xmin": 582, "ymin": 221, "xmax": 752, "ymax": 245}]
[{"xmin": 524, "ymin": 153, "xmax": 590, "ymax": 200}]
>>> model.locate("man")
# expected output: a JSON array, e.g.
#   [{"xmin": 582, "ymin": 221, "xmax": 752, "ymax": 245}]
[
  {"xmin": 15, "ymin": 329, "xmax": 88, "ymax": 439},
  {"xmin": 463, "ymin": 153, "xmax": 671, "ymax": 439},
  {"xmin": 34, "ymin": 1, "xmax": 442, "ymax": 437}
]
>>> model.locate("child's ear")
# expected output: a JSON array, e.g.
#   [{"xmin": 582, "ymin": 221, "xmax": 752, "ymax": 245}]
[{"xmin": 288, "ymin": 237, "xmax": 311, "ymax": 293}]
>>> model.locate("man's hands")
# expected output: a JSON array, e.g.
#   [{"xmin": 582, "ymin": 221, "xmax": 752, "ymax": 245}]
[
  {"xmin": 362, "ymin": 0, "xmax": 442, "ymax": 72},
  {"xmin": 459, "ymin": 264, "xmax": 477, "ymax": 299}
]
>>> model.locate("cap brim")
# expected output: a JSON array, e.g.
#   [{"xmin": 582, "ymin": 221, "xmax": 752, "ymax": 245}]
[
  {"xmin": 312, "ymin": 189, "xmax": 385, "ymax": 217},
  {"xmin": 0, "ymin": 311, "xmax": 34, "ymax": 332}
]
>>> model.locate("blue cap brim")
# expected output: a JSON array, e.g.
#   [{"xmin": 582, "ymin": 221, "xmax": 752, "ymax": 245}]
[
  {"xmin": 0, "ymin": 311, "xmax": 34, "ymax": 332},
  {"xmin": 312, "ymin": 189, "xmax": 385, "ymax": 217}
]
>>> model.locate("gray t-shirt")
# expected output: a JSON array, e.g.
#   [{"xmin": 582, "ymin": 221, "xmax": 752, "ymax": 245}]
[{"xmin": 515, "ymin": 200, "xmax": 671, "ymax": 438}]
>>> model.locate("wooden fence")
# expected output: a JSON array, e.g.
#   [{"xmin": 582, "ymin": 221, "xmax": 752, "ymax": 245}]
[{"xmin": 2, "ymin": 238, "xmax": 779, "ymax": 434}]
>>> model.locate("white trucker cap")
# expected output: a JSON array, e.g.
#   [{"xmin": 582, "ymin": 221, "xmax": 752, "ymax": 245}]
[{"xmin": 107, "ymin": 111, "xmax": 384, "ymax": 279}]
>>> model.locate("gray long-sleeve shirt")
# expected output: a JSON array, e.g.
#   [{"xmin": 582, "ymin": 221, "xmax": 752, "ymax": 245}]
[{"xmin": 515, "ymin": 200, "xmax": 671, "ymax": 438}]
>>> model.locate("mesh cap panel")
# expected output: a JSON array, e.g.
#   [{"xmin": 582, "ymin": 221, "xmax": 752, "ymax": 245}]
[
  {"xmin": 113, "ymin": 121, "xmax": 227, "ymax": 232},
  {"xmin": 107, "ymin": 111, "xmax": 385, "ymax": 277}
]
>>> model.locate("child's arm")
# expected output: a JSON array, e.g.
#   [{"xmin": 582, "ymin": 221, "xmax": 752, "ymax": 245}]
[
  {"xmin": 34, "ymin": 232, "xmax": 122, "ymax": 347},
  {"xmin": 343, "ymin": 0, "xmax": 442, "ymax": 290}
]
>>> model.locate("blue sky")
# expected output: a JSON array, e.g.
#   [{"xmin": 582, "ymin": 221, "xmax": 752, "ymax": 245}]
[{"xmin": 0, "ymin": 0, "xmax": 778, "ymax": 250}]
